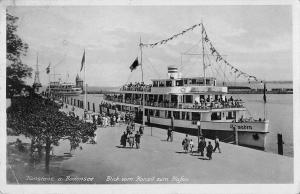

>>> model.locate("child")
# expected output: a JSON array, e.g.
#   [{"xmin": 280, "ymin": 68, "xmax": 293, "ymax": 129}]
[{"xmin": 189, "ymin": 139, "xmax": 194, "ymax": 154}]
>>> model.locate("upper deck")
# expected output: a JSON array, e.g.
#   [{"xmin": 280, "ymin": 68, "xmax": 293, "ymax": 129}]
[
  {"xmin": 120, "ymin": 66, "xmax": 227, "ymax": 94},
  {"xmin": 120, "ymin": 77, "xmax": 227, "ymax": 94}
]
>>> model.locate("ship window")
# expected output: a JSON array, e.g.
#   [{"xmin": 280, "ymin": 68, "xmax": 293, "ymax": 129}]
[
  {"xmin": 206, "ymin": 79, "xmax": 210, "ymax": 85},
  {"xmin": 191, "ymin": 79, "xmax": 196, "ymax": 84},
  {"xmin": 215, "ymin": 95, "xmax": 218, "ymax": 101},
  {"xmin": 173, "ymin": 111, "xmax": 180, "ymax": 120},
  {"xmin": 198, "ymin": 79, "xmax": 204, "ymax": 85},
  {"xmin": 155, "ymin": 110, "xmax": 160, "ymax": 117},
  {"xmin": 185, "ymin": 95, "xmax": 193, "ymax": 103},
  {"xmin": 166, "ymin": 80, "xmax": 172, "ymax": 87},
  {"xmin": 182, "ymin": 112, "xmax": 186, "ymax": 120},
  {"xmin": 184, "ymin": 79, "xmax": 188, "ymax": 85},
  {"xmin": 158, "ymin": 95, "xmax": 163, "ymax": 103},
  {"xmin": 171, "ymin": 95, "xmax": 178, "ymax": 103},
  {"xmin": 159, "ymin": 82, "xmax": 165, "ymax": 87},
  {"xmin": 153, "ymin": 81, "xmax": 158, "ymax": 87},
  {"xmin": 226, "ymin": 111, "xmax": 236, "ymax": 120},
  {"xmin": 196, "ymin": 79, "xmax": 202, "ymax": 85},
  {"xmin": 211, "ymin": 112, "xmax": 221, "ymax": 120},
  {"xmin": 149, "ymin": 109, "xmax": 154, "ymax": 116},
  {"xmin": 176, "ymin": 80, "xmax": 183, "ymax": 86},
  {"xmin": 167, "ymin": 111, "xmax": 172, "ymax": 118},
  {"xmin": 186, "ymin": 112, "xmax": 190, "ymax": 120},
  {"xmin": 192, "ymin": 112, "xmax": 200, "ymax": 121}
]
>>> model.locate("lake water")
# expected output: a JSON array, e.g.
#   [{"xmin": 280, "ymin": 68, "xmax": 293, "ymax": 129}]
[{"xmin": 68, "ymin": 93, "xmax": 293, "ymax": 157}]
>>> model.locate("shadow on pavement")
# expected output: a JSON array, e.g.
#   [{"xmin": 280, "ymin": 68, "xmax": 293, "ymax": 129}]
[
  {"xmin": 198, "ymin": 157, "xmax": 210, "ymax": 160},
  {"xmin": 175, "ymin": 151, "xmax": 189, "ymax": 154},
  {"xmin": 115, "ymin": 146, "xmax": 135, "ymax": 149}
]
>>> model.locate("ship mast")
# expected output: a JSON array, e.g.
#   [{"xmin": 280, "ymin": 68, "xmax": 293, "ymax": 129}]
[
  {"xmin": 201, "ymin": 21, "xmax": 206, "ymax": 86},
  {"xmin": 140, "ymin": 37, "xmax": 145, "ymax": 127},
  {"xmin": 84, "ymin": 50, "xmax": 87, "ymax": 112}
]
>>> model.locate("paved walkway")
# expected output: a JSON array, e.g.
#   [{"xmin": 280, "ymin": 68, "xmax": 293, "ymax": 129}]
[
  {"xmin": 56, "ymin": 126, "xmax": 292, "ymax": 183},
  {"xmin": 50, "ymin": 104, "xmax": 293, "ymax": 184}
]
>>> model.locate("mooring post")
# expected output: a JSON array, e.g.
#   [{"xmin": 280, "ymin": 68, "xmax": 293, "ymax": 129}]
[
  {"xmin": 277, "ymin": 133, "xmax": 284, "ymax": 155},
  {"xmin": 234, "ymin": 126, "xmax": 238, "ymax": 145}
]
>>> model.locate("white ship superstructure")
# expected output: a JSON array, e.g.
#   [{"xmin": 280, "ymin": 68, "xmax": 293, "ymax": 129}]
[{"xmin": 103, "ymin": 67, "xmax": 269, "ymax": 149}]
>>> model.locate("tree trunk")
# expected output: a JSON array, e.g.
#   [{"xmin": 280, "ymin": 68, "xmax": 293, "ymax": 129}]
[
  {"xmin": 30, "ymin": 139, "xmax": 35, "ymax": 160},
  {"xmin": 45, "ymin": 138, "xmax": 51, "ymax": 173}
]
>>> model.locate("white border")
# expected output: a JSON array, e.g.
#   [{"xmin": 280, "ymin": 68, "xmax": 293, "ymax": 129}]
[{"xmin": 0, "ymin": 0, "xmax": 299, "ymax": 194}]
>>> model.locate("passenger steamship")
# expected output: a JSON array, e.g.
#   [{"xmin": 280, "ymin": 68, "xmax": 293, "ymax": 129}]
[
  {"xmin": 102, "ymin": 66, "xmax": 269, "ymax": 149},
  {"xmin": 102, "ymin": 23, "xmax": 269, "ymax": 149},
  {"xmin": 46, "ymin": 74, "xmax": 83, "ymax": 96}
]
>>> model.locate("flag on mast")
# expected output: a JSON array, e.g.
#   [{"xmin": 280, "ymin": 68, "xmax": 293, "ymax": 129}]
[
  {"xmin": 263, "ymin": 82, "xmax": 267, "ymax": 103},
  {"xmin": 80, "ymin": 50, "xmax": 85, "ymax": 72},
  {"xmin": 46, "ymin": 63, "xmax": 51, "ymax": 74},
  {"xmin": 129, "ymin": 57, "xmax": 139, "ymax": 72}
]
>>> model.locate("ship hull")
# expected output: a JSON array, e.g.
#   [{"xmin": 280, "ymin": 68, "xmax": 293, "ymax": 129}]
[
  {"xmin": 103, "ymin": 107, "xmax": 268, "ymax": 150},
  {"xmin": 46, "ymin": 90, "xmax": 82, "ymax": 96}
]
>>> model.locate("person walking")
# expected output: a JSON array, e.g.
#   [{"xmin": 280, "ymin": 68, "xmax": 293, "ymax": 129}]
[
  {"xmin": 189, "ymin": 139, "xmax": 194, "ymax": 154},
  {"xmin": 182, "ymin": 134, "xmax": 190, "ymax": 153},
  {"xmin": 128, "ymin": 132, "xmax": 135, "ymax": 148},
  {"xmin": 167, "ymin": 127, "xmax": 172, "ymax": 141},
  {"xmin": 139, "ymin": 125, "xmax": 144, "ymax": 135},
  {"xmin": 206, "ymin": 141, "xmax": 214, "ymax": 160},
  {"xmin": 198, "ymin": 137, "xmax": 206, "ymax": 156},
  {"xmin": 135, "ymin": 131, "xmax": 141, "ymax": 149},
  {"xmin": 120, "ymin": 132, "xmax": 127, "ymax": 147},
  {"xmin": 131, "ymin": 122, "xmax": 135, "ymax": 131},
  {"xmin": 213, "ymin": 136, "xmax": 221, "ymax": 153},
  {"xmin": 126, "ymin": 125, "xmax": 131, "ymax": 135}
]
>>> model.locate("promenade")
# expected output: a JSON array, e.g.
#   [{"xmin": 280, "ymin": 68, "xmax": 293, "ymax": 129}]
[{"xmin": 50, "ymin": 105, "xmax": 293, "ymax": 184}]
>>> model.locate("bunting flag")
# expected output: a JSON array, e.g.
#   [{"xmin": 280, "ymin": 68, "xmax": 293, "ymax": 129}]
[
  {"xmin": 130, "ymin": 57, "xmax": 139, "ymax": 72},
  {"xmin": 141, "ymin": 23, "xmax": 202, "ymax": 48},
  {"xmin": 46, "ymin": 63, "xmax": 50, "ymax": 74},
  {"xmin": 80, "ymin": 50, "xmax": 85, "ymax": 72},
  {"xmin": 201, "ymin": 26, "xmax": 259, "ymax": 82}
]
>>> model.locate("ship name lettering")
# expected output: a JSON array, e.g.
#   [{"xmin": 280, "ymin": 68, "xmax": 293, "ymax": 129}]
[{"xmin": 230, "ymin": 124, "xmax": 253, "ymax": 130}]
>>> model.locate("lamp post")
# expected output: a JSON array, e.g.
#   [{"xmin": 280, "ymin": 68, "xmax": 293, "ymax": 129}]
[{"xmin": 197, "ymin": 121, "xmax": 201, "ymax": 146}]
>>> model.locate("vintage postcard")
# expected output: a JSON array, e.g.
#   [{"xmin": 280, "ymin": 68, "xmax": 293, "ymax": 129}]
[{"xmin": 1, "ymin": 0, "xmax": 299, "ymax": 194}]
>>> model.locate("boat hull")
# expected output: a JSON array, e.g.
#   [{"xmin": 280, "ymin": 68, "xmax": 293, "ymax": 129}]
[
  {"xmin": 46, "ymin": 90, "xmax": 82, "ymax": 96},
  {"xmin": 103, "ymin": 107, "xmax": 268, "ymax": 150},
  {"xmin": 147, "ymin": 116, "xmax": 268, "ymax": 150}
]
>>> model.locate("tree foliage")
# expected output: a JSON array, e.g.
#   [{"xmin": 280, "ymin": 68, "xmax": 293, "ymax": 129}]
[
  {"xmin": 7, "ymin": 96, "xmax": 97, "ymax": 173},
  {"xmin": 6, "ymin": 12, "xmax": 32, "ymax": 97}
]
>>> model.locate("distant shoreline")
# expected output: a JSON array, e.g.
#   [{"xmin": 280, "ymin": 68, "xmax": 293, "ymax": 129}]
[{"xmin": 87, "ymin": 91, "xmax": 293, "ymax": 95}]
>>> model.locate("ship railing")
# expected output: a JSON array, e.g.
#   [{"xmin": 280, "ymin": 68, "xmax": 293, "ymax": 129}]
[
  {"xmin": 104, "ymin": 97, "xmax": 244, "ymax": 110},
  {"xmin": 120, "ymin": 85, "xmax": 152, "ymax": 92}
]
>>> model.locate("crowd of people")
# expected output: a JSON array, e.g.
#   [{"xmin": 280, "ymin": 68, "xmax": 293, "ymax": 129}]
[
  {"xmin": 104, "ymin": 93, "xmax": 243, "ymax": 111},
  {"xmin": 182, "ymin": 135, "xmax": 221, "ymax": 160},
  {"xmin": 120, "ymin": 122, "xmax": 144, "ymax": 149},
  {"xmin": 193, "ymin": 96, "xmax": 243, "ymax": 109},
  {"xmin": 62, "ymin": 97, "xmax": 224, "ymax": 160},
  {"xmin": 121, "ymin": 82, "xmax": 152, "ymax": 92}
]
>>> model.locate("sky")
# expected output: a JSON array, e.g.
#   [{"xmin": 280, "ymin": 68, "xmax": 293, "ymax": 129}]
[{"xmin": 7, "ymin": 5, "xmax": 293, "ymax": 87}]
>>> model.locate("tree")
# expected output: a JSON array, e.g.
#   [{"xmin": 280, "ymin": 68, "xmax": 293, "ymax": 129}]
[
  {"xmin": 6, "ymin": 12, "xmax": 32, "ymax": 98},
  {"xmin": 7, "ymin": 96, "xmax": 97, "ymax": 173}
]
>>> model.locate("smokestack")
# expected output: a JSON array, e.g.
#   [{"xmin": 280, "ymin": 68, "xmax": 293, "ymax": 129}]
[{"xmin": 168, "ymin": 66, "xmax": 179, "ymax": 79}]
